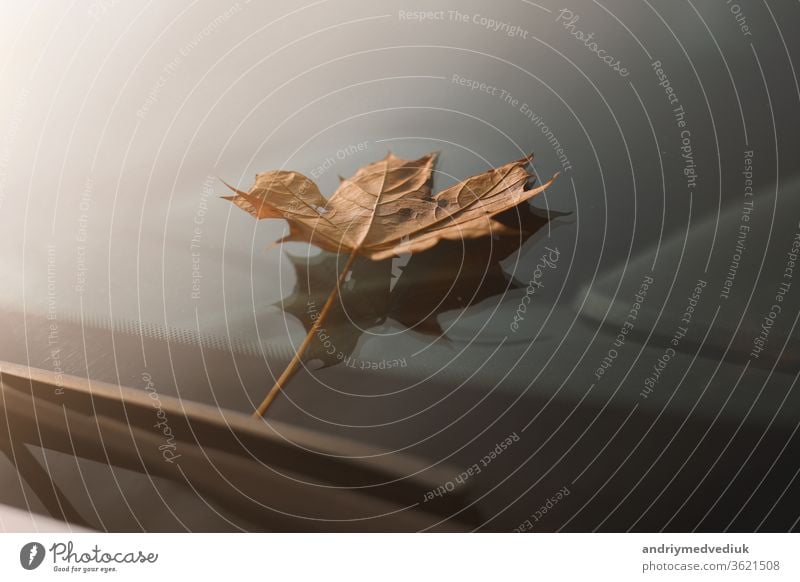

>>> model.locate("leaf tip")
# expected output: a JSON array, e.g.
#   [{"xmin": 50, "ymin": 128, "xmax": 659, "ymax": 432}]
[{"xmin": 220, "ymin": 178, "xmax": 249, "ymax": 198}]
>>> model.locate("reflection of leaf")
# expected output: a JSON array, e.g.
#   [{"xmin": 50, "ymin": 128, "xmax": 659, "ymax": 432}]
[
  {"xmin": 281, "ymin": 202, "xmax": 567, "ymax": 364},
  {"xmin": 225, "ymin": 152, "xmax": 557, "ymax": 260},
  {"xmin": 280, "ymin": 252, "xmax": 391, "ymax": 367},
  {"xmin": 388, "ymin": 203, "xmax": 568, "ymax": 335},
  {"xmin": 225, "ymin": 152, "xmax": 558, "ymax": 416}
]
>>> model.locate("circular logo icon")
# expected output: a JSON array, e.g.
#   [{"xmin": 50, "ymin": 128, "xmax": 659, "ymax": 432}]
[{"xmin": 20, "ymin": 542, "xmax": 45, "ymax": 570}]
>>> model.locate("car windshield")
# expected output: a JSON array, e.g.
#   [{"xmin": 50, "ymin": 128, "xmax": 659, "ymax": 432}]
[{"xmin": 1, "ymin": 0, "xmax": 798, "ymax": 534}]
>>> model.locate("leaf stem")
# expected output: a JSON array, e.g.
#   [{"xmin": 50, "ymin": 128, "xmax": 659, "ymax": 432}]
[{"xmin": 253, "ymin": 249, "xmax": 359, "ymax": 417}]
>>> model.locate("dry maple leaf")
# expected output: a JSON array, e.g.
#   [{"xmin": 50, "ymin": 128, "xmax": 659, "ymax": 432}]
[
  {"xmin": 225, "ymin": 152, "xmax": 556, "ymax": 260},
  {"xmin": 225, "ymin": 152, "xmax": 557, "ymax": 416}
]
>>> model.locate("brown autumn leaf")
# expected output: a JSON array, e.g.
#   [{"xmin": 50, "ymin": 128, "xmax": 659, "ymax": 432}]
[
  {"xmin": 225, "ymin": 152, "xmax": 557, "ymax": 260},
  {"xmin": 224, "ymin": 152, "xmax": 557, "ymax": 417}
]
